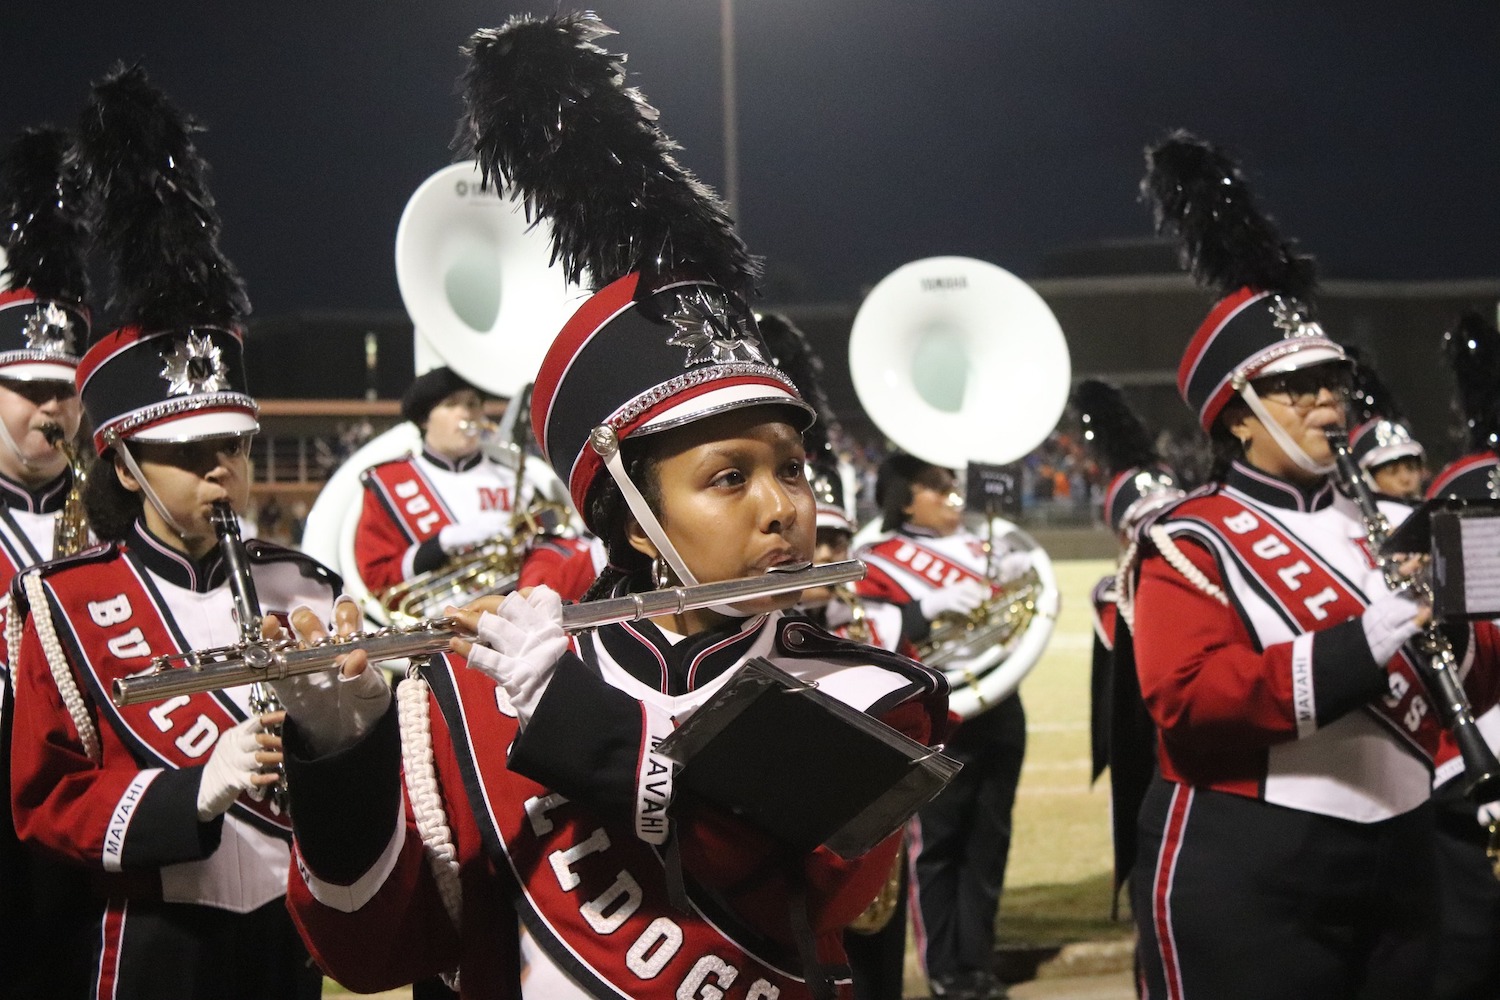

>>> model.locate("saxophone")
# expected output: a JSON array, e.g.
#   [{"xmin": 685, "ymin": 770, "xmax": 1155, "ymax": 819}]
[
  {"xmin": 209, "ymin": 501, "xmax": 288, "ymax": 814},
  {"xmin": 40, "ymin": 424, "xmax": 90, "ymax": 558},
  {"xmin": 1326, "ymin": 429, "xmax": 1500, "ymax": 802}
]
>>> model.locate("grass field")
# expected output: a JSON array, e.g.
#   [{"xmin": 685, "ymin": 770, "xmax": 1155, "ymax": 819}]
[{"xmin": 324, "ymin": 558, "xmax": 1131, "ymax": 997}]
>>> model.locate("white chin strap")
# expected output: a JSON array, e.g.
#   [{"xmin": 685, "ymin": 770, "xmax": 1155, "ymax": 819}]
[
  {"xmin": 114, "ymin": 439, "xmax": 195, "ymax": 541},
  {"xmin": 0, "ymin": 417, "xmax": 42, "ymax": 473},
  {"xmin": 1238, "ymin": 383, "xmax": 1336, "ymax": 477},
  {"xmin": 589, "ymin": 425, "xmax": 751, "ymax": 619}
]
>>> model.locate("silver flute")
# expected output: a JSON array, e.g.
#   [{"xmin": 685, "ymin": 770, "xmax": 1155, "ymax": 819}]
[{"xmin": 112, "ymin": 559, "xmax": 866, "ymax": 707}]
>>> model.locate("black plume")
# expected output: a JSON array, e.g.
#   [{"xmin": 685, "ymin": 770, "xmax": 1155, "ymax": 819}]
[
  {"xmin": 757, "ymin": 313, "xmax": 836, "ymax": 459},
  {"xmin": 0, "ymin": 126, "xmax": 90, "ymax": 304},
  {"xmin": 1072, "ymin": 379, "xmax": 1157, "ymax": 474},
  {"xmin": 1344, "ymin": 346, "xmax": 1406, "ymax": 427},
  {"xmin": 77, "ymin": 63, "xmax": 248, "ymax": 334},
  {"xmin": 1443, "ymin": 310, "xmax": 1500, "ymax": 451},
  {"xmin": 1142, "ymin": 130, "xmax": 1316, "ymax": 302},
  {"xmin": 455, "ymin": 13, "xmax": 759, "ymax": 298}
]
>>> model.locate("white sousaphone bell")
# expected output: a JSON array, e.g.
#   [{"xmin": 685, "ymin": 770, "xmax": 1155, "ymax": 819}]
[
  {"xmin": 849, "ymin": 256, "xmax": 1068, "ymax": 717},
  {"xmin": 301, "ymin": 161, "xmax": 586, "ymax": 623}
]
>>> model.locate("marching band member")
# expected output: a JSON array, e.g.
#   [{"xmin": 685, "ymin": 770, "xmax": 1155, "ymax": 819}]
[
  {"xmin": 1132, "ymin": 130, "xmax": 1500, "ymax": 999},
  {"xmin": 0, "ymin": 123, "xmax": 95, "ymax": 998},
  {"xmin": 277, "ymin": 14, "xmax": 948, "ymax": 1000},
  {"xmin": 6, "ymin": 67, "xmax": 337, "ymax": 999},
  {"xmin": 1346, "ymin": 352, "xmax": 1426, "ymax": 502},
  {"xmin": 1071, "ymin": 379, "xmax": 1182, "ymax": 910},
  {"xmin": 856, "ymin": 454, "xmax": 1031, "ymax": 1000},
  {"xmin": 1424, "ymin": 309, "xmax": 1500, "ymax": 1000},
  {"xmin": 354, "ymin": 366, "xmax": 562, "ymax": 600}
]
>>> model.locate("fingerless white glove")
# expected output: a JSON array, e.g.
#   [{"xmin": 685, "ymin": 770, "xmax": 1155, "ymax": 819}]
[
  {"xmin": 197, "ymin": 715, "xmax": 266, "ymax": 821},
  {"xmin": 271, "ymin": 606, "xmax": 392, "ymax": 757},
  {"xmin": 438, "ymin": 513, "xmax": 509, "ymax": 555},
  {"xmin": 465, "ymin": 586, "xmax": 570, "ymax": 727},
  {"xmin": 1362, "ymin": 590, "xmax": 1425, "ymax": 666},
  {"xmin": 919, "ymin": 579, "xmax": 987, "ymax": 620}
]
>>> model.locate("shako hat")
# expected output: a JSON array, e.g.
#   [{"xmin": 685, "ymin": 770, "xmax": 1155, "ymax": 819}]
[
  {"xmin": 74, "ymin": 65, "xmax": 256, "ymax": 457},
  {"xmin": 456, "ymin": 13, "xmax": 811, "ymax": 534},
  {"xmin": 1072, "ymin": 379, "xmax": 1183, "ymax": 535},
  {"xmin": 1346, "ymin": 349, "xmax": 1423, "ymax": 473},
  {"xmin": 0, "ymin": 126, "xmax": 91, "ymax": 382},
  {"xmin": 1143, "ymin": 131, "xmax": 1346, "ymax": 434},
  {"xmin": 1427, "ymin": 311, "xmax": 1500, "ymax": 501}
]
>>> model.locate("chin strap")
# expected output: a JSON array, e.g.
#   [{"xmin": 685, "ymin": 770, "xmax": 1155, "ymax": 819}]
[
  {"xmin": 112, "ymin": 439, "xmax": 195, "ymax": 541},
  {"xmin": 0, "ymin": 417, "xmax": 43, "ymax": 474},
  {"xmin": 589, "ymin": 425, "xmax": 750, "ymax": 618},
  {"xmin": 1238, "ymin": 382, "xmax": 1336, "ymax": 477}
]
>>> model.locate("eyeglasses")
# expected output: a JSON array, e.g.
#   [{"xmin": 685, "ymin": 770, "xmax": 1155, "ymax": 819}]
[{"xmin": 1251, "ymin": 366, "xmax": 1353, "ymax": 409}]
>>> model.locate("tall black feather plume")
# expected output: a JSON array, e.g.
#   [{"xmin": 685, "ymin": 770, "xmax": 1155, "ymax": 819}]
[
  {"xmin": 1072, "ymin": 379, "xmax": 1158, "ymax": 475},
  {"xmin": 455, "ymin": 13, "xmax": 759, "ymax": 298},
  {"xmin": 1142, "ymin": 130, "xmax": 1317, "ymax": 303},
  {"xmin": 0, "ymin": 126, "xmax": 90, "ymax": 304},
  {"xmin": 76, "ymin": 64, "xmax": 248, "ymax": 335},
  {"xmin": 1343, "ymin": 346, "xmax": 1407, "ymax": 427},
  {"xmin": 1443, "ymin": 310, "xmax": 1500, "ymax": 452},
  {"xmin": 757, "ymin": 313, "xmax": 836, "ymax": 459}
]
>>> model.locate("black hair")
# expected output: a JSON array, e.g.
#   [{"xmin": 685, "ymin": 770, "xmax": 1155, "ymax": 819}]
[
  {"xmin": 82, "ymin": 450, "xmax": 142, "ymax": 542},
  {"xmin": 1207, "ymin": 399, "xmax": 1250, "ymax": 482},
  {"xmin": 578, "ymin": 440, "xmax": 666, "ymax": 602},
  {"xmin": 876, "ymin": 452, "xmax": 953, "ymax": 532}
]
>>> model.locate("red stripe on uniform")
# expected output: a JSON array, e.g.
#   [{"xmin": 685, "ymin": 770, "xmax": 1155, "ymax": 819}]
[
  {"xmin": 95, "ymin": 897, "xmax": 128, "ymax": 1000},
  {"xmin": 1151, "ymin": 785, "xmax": 1194, "ymax": 1000}
]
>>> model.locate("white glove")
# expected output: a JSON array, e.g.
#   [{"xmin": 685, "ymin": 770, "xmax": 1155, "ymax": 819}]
[
  {"xmin": 1477, "ymin": 799, "xmax": 1500, "ymax": 829},
  {"xmin": 919, "ymin": 579, "xmax": 988, "ymax": 620},
  {"xmin": 995, "ymin": 551, "xmax": 1033, "ymax": 584},
  {"xmin": 438, "ymin": 513, "xmax": 510, "ymax": 555},
  {"xmin": 465, "ymin": 587, "xmax": 570, "ymax": 726},
  {"xmin": 1361, "ymin": 590, "xmax": 1425, "ymax": 666},
  {"xmin": 271, "ymin": 600, "xmax": 392, "ymax": 757},
  {"xmin": 197, "ymin": 715, "xmax": 269, "ymax": 821}
]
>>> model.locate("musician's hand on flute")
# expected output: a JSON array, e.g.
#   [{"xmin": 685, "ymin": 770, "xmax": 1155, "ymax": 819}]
[
  {"xmin": 448, "ymin": 586, "xmax": 567, "ymax": 726},
  {"xmin": 197, "ymin": 711, "xmax": 284, "ymax": 820},
  {"xmin": 268, "ymin": 597, "xmax": 392, "ymax": 756}
]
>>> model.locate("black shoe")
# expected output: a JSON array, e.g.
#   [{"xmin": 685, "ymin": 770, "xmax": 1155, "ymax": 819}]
[
  {"xmin": 969, "ymin": 970, "xmax": 1009, "ymax": 1000},
  {"xmin": 929, "ymin": 973, "xmax": 977, "ymax": 1000}
]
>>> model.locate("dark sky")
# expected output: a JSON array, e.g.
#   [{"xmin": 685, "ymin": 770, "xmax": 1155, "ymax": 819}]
[{"xmin": 5, "ymin": 2, "xmax": 1499, "ymax": 321}]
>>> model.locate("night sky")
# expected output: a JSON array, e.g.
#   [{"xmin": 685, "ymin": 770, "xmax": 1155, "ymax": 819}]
[{"xmin": 5, "ymin": 2, "xmax": 1498, "ymax": 323}]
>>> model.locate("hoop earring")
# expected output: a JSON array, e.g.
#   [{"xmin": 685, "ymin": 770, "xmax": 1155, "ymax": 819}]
[{"xmin": 653, "ymin": 556, "xmax": 675, "ymax": 589}]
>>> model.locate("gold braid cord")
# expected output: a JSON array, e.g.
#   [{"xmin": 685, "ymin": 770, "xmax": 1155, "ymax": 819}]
[{"xmin": 23, "ymin": 571, "xmax": 100, "ymax": 762}]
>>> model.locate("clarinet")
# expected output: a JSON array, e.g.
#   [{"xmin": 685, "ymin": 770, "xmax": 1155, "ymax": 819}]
[
  {"xmin": 209, "ymin": 501, "xmax": 288, "ymax": 814},
  {"xmin": 1326, "ymin": 429, "xmax": 1500, "ymax": 802}
]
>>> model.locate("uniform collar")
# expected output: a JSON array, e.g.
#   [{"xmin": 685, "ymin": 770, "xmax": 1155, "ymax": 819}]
[
  {"xmin": 898, "ymin": 522, "xmax": 942, "ymax": 539},
  {"xmin": 0, "ymin": 467, "xmax": 71, "ymax": 514},
  {"xmin": 1225, "ymin": 459, "xmax": 1335, "ymax": 513},
  {"xmin": 597, "ymin": 609, "xmax": 772, "ymax": 696},
  {"xmin": 420, "ymin": 446, "xmax": 483, "ymax": 473},
  {"xmin": 127, "ymin": 519, "xmax": 228, "ymax": 593}
]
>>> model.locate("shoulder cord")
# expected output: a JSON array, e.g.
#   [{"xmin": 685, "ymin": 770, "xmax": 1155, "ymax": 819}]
[
  {"xmin": 1120, "ymin": 526, "xmax": 1231, "ymax": 632},
  {"xmin": 23, "ymin": 572, "xmax": 100, "ymax": 762},
  {"xmin": 396, "ymin": 673, "xmax": 463, "ymax": 932}
]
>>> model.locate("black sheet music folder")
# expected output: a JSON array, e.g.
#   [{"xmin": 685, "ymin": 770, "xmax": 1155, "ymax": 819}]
[{"xmin": 654, "ymin": 657, "xmax": 961, "ymax": 859}]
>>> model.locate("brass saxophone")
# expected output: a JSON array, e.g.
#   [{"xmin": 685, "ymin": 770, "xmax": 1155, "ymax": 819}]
[
  {"xmin": 209, "ymin": 501, "xmax": 288, "ymax": 814},
  {"xmin": 40, "ymin": 424, "xmax": 91, "ymax": 558},
  {"xmin": 1326, "ymin": 429, "xmax": 1500, "ymax": 802}
]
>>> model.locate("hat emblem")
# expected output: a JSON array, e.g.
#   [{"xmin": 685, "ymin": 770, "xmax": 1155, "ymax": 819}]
[
  {"xmin": 1373, "ymin": 419, "xmax": 1412, "ymax": 450},
  {"xmin": 22, "ymin": 303, "xmax": 74, "ymax": 355},
  {"xmin": 666, "ymin": 288, "xmax": 765, "ymax": 368},
  {"xmin": 1269, "ymin": 294, "xmax": 1325, "ymax": 341},
  {"xmin": 160, "ymin": 331, "xmax": 230, "ymax": 396}
]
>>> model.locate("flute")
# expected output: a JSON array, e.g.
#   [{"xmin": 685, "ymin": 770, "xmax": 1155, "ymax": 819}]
[{"xmin": 112, "ymin": 559, "xmax": 866, "ymax": 706}]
